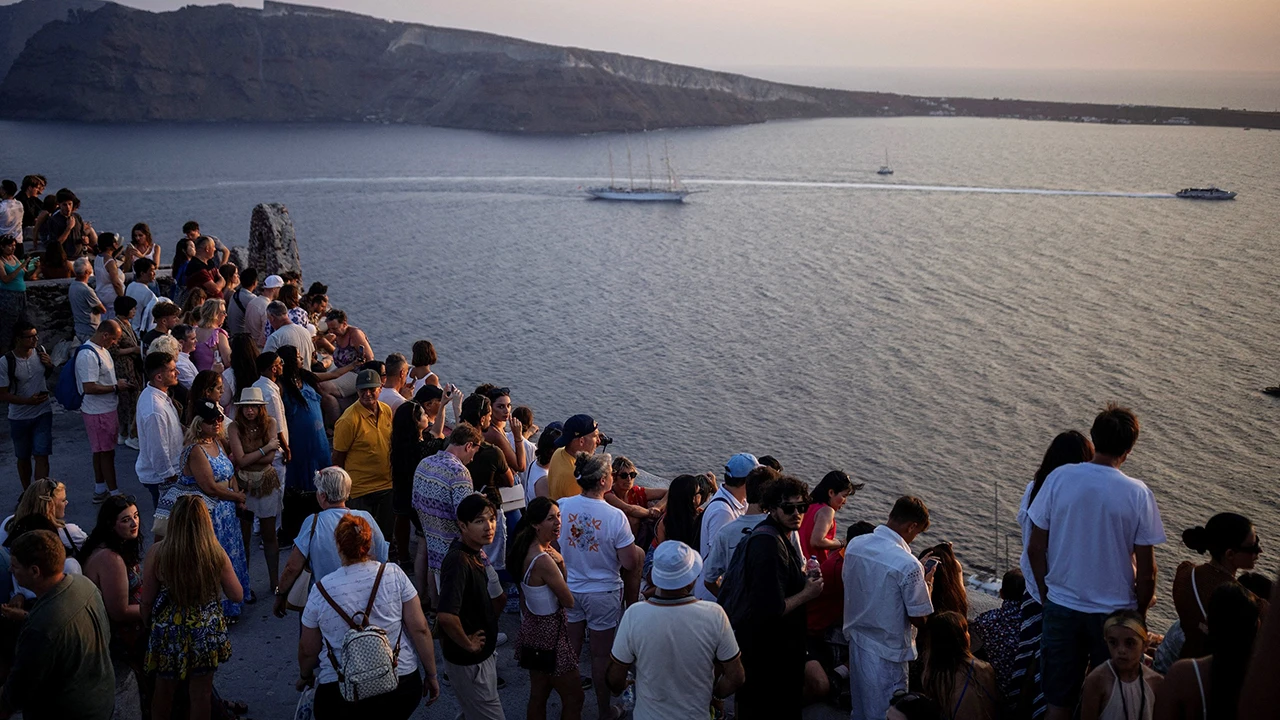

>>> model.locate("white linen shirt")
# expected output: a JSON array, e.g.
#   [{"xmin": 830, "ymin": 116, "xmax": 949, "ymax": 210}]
[
  {"xmin": 842, "ymin": 524, "xmax": 934, "ymax": 663},
  {"xmin": 0, "ymin": 198, "xmax": 22, "ymax": 241},
  {"xmin": 252, "ymin": 376, "xmax": 288, "ymax": 444},
  {"xmin": 1026, "ymin": 462, "xmax": 1166, "ymax": 614},
  {"xmin": 134, "ymin": 385, "xmax": 183, "ymax": 485},
  {"xmin": 175, "ymin": 352, "xmax": 197, "ymax": 389},
  {"xmin": 695, "ymin": 486, "xmax": 745, "ymax": 600}
]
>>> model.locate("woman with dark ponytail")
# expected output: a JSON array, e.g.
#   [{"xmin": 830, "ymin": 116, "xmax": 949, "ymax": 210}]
[
  {"xmin": 1171, "ymin": 513, "xmax": 1260, "ymax": 659},
  {"xmin": 507, "ymin": 497, "xmax": 583, "ymax": 720},
  {"xmin": 1155, "ymin": 583, "xmax": 1261, "ymax": 720},
  {"xmin": 1010, "ymin": 430, "xmax": 1094, "ymax": 719}
]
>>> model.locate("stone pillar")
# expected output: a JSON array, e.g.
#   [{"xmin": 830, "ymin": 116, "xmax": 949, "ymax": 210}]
[{"xmin": 248, "ymin": 203, "xmax": 302, "ymax": 276}]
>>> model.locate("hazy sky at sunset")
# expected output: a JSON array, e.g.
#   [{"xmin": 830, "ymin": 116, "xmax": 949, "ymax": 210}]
[{"xmin": 15, "ymin": 0, "xmax": 1280, "ymax": 73}]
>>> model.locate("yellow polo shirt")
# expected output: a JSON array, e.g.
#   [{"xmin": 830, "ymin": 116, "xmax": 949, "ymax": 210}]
[
  {"xmin": 547, "ymin": 448, "xmax": 580, "ymax": 501},
  {"xmin": 332, "ymin": 400, "xmax": 393, "ymax": 499}
]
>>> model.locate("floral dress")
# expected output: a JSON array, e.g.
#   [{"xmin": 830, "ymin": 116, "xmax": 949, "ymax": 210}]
[
  {"xmin": 144, "ymin": 588, "xmax": 232, "ymax": 680},
  {"xmin": 154, "ymin": 443, "xmax": 251, "ymax": 617},
  {"xmin": 111, "ymin": 321, "xmax": 144, "ymax": 438}
]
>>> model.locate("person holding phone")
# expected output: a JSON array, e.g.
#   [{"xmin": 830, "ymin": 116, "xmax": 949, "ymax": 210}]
[
  {"xmin": 0, "ymin": 321, "xmax": 54, "ymax": 489},
  {"xmin": 842, "ymin": 496, "xmax": 937, "ymax": 720}
]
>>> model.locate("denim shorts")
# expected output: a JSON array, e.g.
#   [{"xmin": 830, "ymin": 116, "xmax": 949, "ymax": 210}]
[
  {"xmin": 1039, "ymin": 600, "xmax": 1111, "ymax": 708},
  {"xmin": 10, "ymin": 412, "xmax": 53, "ymax": 458}
]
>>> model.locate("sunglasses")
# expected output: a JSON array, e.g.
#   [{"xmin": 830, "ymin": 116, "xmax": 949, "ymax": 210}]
[
  {"xmin": 779, "ymin": 502, "xmax": 808, "ymax": 515},
  {"xmin": 1238, "ymin": 537, "xmax": 1262, "ymax": 554},
  {"xmin": 615, "ymin": 471, "xmax": 637, "ymax": 480}
]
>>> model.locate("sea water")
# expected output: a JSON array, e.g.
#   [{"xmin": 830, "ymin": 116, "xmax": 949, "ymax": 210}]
[{"xmin": 5, "ymin": 116, "xmax": 1278, "ymax": 626}]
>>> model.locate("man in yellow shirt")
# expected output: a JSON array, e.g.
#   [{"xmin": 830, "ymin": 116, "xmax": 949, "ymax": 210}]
[
  {"xmin": 546, "ymin": 414, "xmax": 604, "ymax": 500},
  {"xmin": 332, "ymin": 369, "xmax": 394, "ymax": 542}
]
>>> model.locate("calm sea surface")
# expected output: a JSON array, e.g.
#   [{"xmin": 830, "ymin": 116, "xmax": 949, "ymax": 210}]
[{"xmin": 5, "ymin": 117, "xmax": 1279, "ymax": 621}]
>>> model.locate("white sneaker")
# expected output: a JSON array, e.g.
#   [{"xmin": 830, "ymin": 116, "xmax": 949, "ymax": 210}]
[
  {"xmin": 124, "ymin": 437, "xmax": 140, "ymax": 450},
  {"xmin": 117, "ymin": 434, "xmax": 128, "ymax": 446}
]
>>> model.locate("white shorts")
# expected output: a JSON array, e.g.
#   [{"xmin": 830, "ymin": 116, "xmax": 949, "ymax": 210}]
[{"xmin": 565, "ymin": 589, "xmax": 622, "ymax": 631}]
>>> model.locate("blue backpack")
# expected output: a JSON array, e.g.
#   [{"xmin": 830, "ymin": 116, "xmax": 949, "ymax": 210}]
[{"xmin": 55, "ymin": 343, "xmax": 99, "ymax": 411}]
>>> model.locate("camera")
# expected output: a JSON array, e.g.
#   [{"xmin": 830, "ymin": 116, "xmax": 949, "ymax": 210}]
[{"xmin": 598, "ymin": 433, "xmax": 613, "ymax": 449}]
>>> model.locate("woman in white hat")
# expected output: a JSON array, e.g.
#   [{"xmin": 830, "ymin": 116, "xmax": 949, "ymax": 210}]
[{"xmin": 227, "ymin": 385, "xmax": 284, "ymax": 595}]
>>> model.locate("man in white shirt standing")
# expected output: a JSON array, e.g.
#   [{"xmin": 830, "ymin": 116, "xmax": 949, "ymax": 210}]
[
  {"xmin": 76, "ymin": 319, "xmax": 130, "ymax": 504},
  {"xmin": 378, "ymin": 352, "xmax": 408, "ymax": 412},
  {"xmin": 558, "ymin": 452, "xmax": 643, "ymax": 720},
  {"xmin": 701, "ymin": 465, "xmax": 777, "ymax": 597},
  {"xmin": 123, "ymin": 258, "xmax": 158, "ymax": 334},
  {"xmin": 842, "ymin": 496, "xmax": 936, "ymax": 720},
  {"xmin": 262, "ymin": 301, "xmax": 314, "ymax": 366},
  {"xmin": 1027, "ymin": 404, "xmax": 1165, "ymax": 720},
  {"xmin": 135, "ymin": 352, "xmax": 184, "ymax": 509},
  {"xmin": 608, "ymin": 540, "xmax": 745, "ymax": 720},
  {"xmin": 694, "ymin": 453, "xmax": 756, "ymax": 600},
  {"xmin": 251, "ymin": 350, "xmax": 290, "ymax": 492},
  {"xmin": 244, "ymin": 274, "xmax": 281, "ymax": 346}
]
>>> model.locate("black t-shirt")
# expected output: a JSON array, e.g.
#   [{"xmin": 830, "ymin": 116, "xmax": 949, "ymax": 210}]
[
  {"xmin": 18, "ymin": 195, "xmax": 42, "ymax": 227},
  {"xmin": 739, "ymin": 515, "xmax": 807, "ymax": 649},
  {"xmin": 466, "ymin": 442, "xmax": 509, "ymax": 506},
  {"xmin": 437, "ymin": 539, "xmax": 497, "ymax": 666}
]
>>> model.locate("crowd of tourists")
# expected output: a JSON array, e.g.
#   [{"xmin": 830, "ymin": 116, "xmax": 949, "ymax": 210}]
[{"xmin": 0, "ymin": 174, "xmax": 1277, "ymax": 720}]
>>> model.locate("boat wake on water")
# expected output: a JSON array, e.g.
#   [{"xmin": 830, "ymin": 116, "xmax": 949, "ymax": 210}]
[{"xmin": 80, "ymin": 174, "xmax": 1178, "ymax": 199}]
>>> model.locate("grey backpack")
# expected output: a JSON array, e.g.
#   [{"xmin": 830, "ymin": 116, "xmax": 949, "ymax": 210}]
[{"xmin": 315, "ymin": 563, "xmax": 402, "ymax": 702}]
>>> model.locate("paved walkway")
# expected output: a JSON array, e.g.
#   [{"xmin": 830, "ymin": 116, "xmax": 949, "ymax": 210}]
[{"xmin": 2, "ymin": 408, "xmax": 1001, "ymax": 719}]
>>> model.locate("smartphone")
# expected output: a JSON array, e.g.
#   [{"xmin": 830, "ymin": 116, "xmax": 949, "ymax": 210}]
[
  {"xmin": 37, "ymin": 345, "xmax": 46, "ymax": 356},
  {"xmin": 923, "ymin": 557, "xmax": 941, "ymax": 573}
]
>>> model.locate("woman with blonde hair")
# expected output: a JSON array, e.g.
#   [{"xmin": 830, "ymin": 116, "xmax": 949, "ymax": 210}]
[
  {"xmin": 154, "ymin": 399, "xmax": 251, "ymax": 618},
  {"xmin": 141, "ymin": 494, "xmax": 243, "ymax": 720},
  {"xmin": 192, "ymin": 298, "xmax": 231, "ymax": 373},
  {"xmin": 0, "ymin": 477, "xmax": 87, "ymax": 552}
]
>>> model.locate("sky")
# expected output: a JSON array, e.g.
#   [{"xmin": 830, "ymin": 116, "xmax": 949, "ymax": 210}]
[{"xmin": 14, "ymin": 0, "xmax": 1280, "ymax": 73}]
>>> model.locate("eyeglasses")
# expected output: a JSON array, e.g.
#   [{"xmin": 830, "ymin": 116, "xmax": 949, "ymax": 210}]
[
  {"xmin": 18, "ymin": 333, "xmax": 38, "ymax": 341},
  {"xmin": 778, "ymin": 502, "xmax": 808, "ymax": 515},
  {"xmin": 615, "ymin": 471, "xmax": 637, "ymax": 480}
]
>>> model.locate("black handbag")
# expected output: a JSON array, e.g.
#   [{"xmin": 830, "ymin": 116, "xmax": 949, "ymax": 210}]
[{"xmin": 517, "ymin": 615, "xmax": 562, "ymax": 674}]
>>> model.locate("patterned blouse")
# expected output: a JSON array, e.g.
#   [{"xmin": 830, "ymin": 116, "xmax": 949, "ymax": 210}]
[{"xmin": 971, "ymin": 598, "xmax": 1022, "ymax": 695}]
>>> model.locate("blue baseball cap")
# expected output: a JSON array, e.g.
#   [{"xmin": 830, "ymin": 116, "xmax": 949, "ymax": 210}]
[
  {"xmin": 724, "ymin": 453, "xmax": 760, "ymax": 479},
  {"xmin": 554, "ymin": 414, "xmax": 597, "ymax": 447}
]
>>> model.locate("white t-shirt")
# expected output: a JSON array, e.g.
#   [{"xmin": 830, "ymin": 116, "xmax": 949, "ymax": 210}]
[
  {"xmin": 842, "ymin": 524, "xmax": 934, "ymax": 663},
  {"xmin": 695, "ymin": 487, "xmax": 745, "ymax": 601},
  {"xmin": 1017, "ymin": 480, "xmax": 1042, "ymax": 605},
  {"xmin": 701, "ymin": 513, "xmax": 763, "ymax": 593},
  {"xmin": 1026, "ymin": 462, "xmax": 1166, "ymax": 614},
  {"xmin": 505, "ymin": 429, "xmax": 535, "ymax": 497},
  {"xmin": 612, "ymin": 598, "xmax": 740, "ymax": 720},
  {"xmin": 558, "ymin": 495, "xmax": 634, "ymax": 593},
  {"xmin": 262, "ymin": 323, "xmax": 315, "ymax": 366},
  {"xmin": 176, "ymin": 352, "xmax": 197, "ymax": 389},
  {"xmin": 75, "ymin": 342, "xmax": 118, "ymax": 415},
  {"xmin": 0, "ymin": 350, "xmax": 52, "ymax": 421},
  {"xmin": 124, "ymin": 282, "xmax": 157, "ymax": 334},
  {"xmin": 252, "ymin": 377, "xmax": 288, "ymax": 444},
  {"xmin": 301, "ymin": 561, "xmax": 418, "ymax": 684},
  {"xmin": 0, "ymin": 518, "xmax": 86, "ymax": 551},
  {"xmin": 378, "ymin": 387, "xmax": 406, "ymax": 412},
  {"xmin": 525, "ymin": 463, "xmax": 548, "ymax": 504}
]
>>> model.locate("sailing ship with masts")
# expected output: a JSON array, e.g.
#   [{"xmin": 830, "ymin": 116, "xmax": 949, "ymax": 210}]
[{"xmin": 586, "ymin": 135, "xmax": 690, "ymax": 202}]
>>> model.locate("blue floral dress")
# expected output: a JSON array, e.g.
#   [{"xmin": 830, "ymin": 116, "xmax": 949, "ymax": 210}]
[{"xmin": 154, "ymin": 443, "xmax": 251, "ymax": 618}]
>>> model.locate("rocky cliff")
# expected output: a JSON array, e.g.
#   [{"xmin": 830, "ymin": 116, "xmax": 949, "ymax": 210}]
[
  {"xmin": 1, "ymin": 0, "xmax": 1277, "ymax": 132},
  {"xmin": 0, "ymin": 0, "xmax": 103, "ymax": 79}
]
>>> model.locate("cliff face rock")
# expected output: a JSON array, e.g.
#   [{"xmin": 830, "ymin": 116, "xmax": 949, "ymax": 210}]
[
  {"xmin": 0, "ymin": 0, "xmax": 911, "ymax": 132},
  {"xmin": 0, "ymin": 0, "xmax": 103, "ymax": 79},
  {"xmin": 249, "ymin": 203, "xmax": 301, "ymax": 278},
  {"xmin": 1, "ymin": 0, "xmax": 1276, "ymax": 132}
]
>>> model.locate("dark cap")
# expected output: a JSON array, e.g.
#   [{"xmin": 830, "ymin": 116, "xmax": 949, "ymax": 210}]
[
  {"xmin": 554, "ymin": 414, "xmax": 596, "ymax": 447},
  {"xmin": 193, "ymin": 399, "xmax": 224, "ymax": 423}
]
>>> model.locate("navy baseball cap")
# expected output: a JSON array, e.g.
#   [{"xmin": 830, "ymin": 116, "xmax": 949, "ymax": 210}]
[{"xmin": 554, "ymin": 414, "xmax": 597, "ymax": 447}]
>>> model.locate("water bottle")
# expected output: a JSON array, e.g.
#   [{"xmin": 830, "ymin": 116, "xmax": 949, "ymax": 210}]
[
  {"xmin": 806, "ymin": 555, "xmax": 821, "ymax": 579},
  {"xmin": 621, "ymin": 683, "xmax": 636, "ymax": 713}
]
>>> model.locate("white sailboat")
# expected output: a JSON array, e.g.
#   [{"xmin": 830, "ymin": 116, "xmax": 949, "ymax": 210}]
[
  {"xmin": 877, "ymin": 149, "xmax": 894, "ymax": 176},
  {"xmin": 587, "ymin": 135, "xmax": 690, "ymax": 202}
]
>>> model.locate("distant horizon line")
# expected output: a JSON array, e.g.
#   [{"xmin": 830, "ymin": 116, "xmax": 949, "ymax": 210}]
[{"xmin": 717, "ymin": 64, "xmax": 1280, "ymax": 77}]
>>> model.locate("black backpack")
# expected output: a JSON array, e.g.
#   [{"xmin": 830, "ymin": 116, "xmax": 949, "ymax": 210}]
[{"xmin": 716, "ymin": 522, "xmax": 784, "ymax": 627}]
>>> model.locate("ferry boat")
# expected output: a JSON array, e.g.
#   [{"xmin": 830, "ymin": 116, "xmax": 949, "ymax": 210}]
[
  {"xmin": 587, "ymin": 136, "xmax": 690, "ymax": 202},
  {"xmin": 1176, "ymin": 187, "xmax": 1237, "ymax": 200}
]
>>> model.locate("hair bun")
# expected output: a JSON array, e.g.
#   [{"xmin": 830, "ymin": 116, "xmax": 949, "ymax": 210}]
[{"xmin": 1182, "ymin": 526, "xmax": 1210, "ymax": 554}]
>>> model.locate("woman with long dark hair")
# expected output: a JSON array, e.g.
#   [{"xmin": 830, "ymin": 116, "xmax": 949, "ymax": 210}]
[
  {"xmin": 220, "ymin": 332, "xmax": 259, "ymax": 412},
  {"xmin": 1171, "ymin": 513, "xmax": 1259, "ymax": 660},
  {"xmin": 800, "ymin": 470, "xmax": 861, "ymax": 564},
  {"xmin": 80, "ymin": 495, "xmax": 145, "ymax": 718},
  {"xmin": 1155, "ymin": 583, "xmax": 1261, "ymax": 720},
  {"xmin": 920, "ymin": 611, "xmax": 999, "ymax": 720},
  {"xmin": 642, "ymin": 474, "xmax": 701, "ymax": 595},
  {"xmin": 389, "ymin": 400, "xmax": 442, "ymax": 570},
  {"xmin": 1009, "ymin": 430, "xmax": 1093, "ymax": 719},
  {"xmin": 920, "ymin": 542, "xmax": 968, "ymax": 618},
  {"xmin": 507, "ymin": 497, "xmax": 583, "ymax": 720},
  {"xmin": 184, "ymin": 370, "xmax": 224, "ymax": 425}
]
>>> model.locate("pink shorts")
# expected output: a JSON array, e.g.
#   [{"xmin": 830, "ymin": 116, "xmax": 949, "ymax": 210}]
[{"xmin": 83, "ymin": 410, "xmax": 119, "ymax": 453}]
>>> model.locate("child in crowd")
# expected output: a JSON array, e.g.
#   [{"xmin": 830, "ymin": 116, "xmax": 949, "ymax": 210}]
[{"xmin": 1080, "ymin": 610, "xmax": 1162, "ymax": 720}]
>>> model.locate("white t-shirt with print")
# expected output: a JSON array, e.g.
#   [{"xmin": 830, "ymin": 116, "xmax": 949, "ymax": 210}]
[
  {"xmin": 611, "ymin": 598, "xmax": 740, "ymax": 720},
  {"xmin": 75, "ymin": 342, "xmax": 118, "ymax": 415},
  {"xmin": 1026, "ymin": 462, "xmax": 1166, "ymax": 614},
  {"xmin": 558, "ymin": 495, "xmax": 634, "ymax": 594},
  {"xmin": 301, "ymin": 561, "xmax": 418, "ymax": 684}
]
